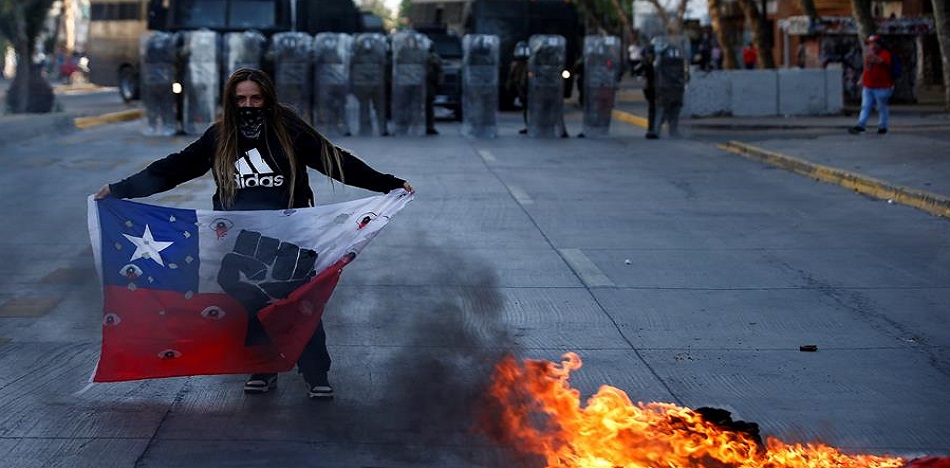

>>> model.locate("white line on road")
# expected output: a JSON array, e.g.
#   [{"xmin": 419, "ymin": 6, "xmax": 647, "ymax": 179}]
[
  {"xmin": 508, "ymin": 185, "xmax": 534, "ymax": 205},
  {"xmin": 558, "ymin": 248, "xmax": 615, "ymax": 288},
  {"xmin": 477, "ymin": 149, "xmax": 496, "ymax": 163}
]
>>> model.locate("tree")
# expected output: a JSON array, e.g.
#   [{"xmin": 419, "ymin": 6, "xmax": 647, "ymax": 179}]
[
  {"xmin": 933, "ymin": 0, "xmax": 950, "ymax": 111},
  {"xmin": 0, "ymin": 0, "xmax": 56, "ymax": 113},
  {"xmin": 576, "ymin": 0, "xmax": 631, "ymax": 36},
  {"xmin": 707, "ymin": 0, "xmax": 738, "ymax": 69},
  {"xmin": 640, "ymin": 0, "xmax": 691, "ymax": 35},
  {"xmin": 396, "ymin": 0, "xmax": 412, "ymax": 29},
  {"xmin": 849, "ymin": 0, "xmax": 875, "ymax": 43},
  {"xmin": 799, "ymin": 0, "xmax": 819, "ymax": 25},
  {"xmin": 735, "ymin": 0, "xmax": 775, "ymax": 68},
  {"xmin": 359, "ymin": 0, "xmax": 396, "ymax": 32}
]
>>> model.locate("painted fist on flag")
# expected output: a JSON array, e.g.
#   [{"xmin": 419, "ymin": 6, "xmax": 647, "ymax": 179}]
[{"xmin": 217, "ymin": 230, "xmax": 319, "ymax": 345}]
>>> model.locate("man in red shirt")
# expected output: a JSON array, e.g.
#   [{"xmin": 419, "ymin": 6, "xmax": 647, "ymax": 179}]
[
  {"xmin": 742, "ymin": 43, "xmax": 757, "ymax": 69},
  {"xmin": 849, "ymin": 35, "xmax": 894, "ymax": 135}
]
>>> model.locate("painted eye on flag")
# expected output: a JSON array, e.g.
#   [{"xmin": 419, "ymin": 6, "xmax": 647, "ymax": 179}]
[
  {"xmin": 201, "ymin": 306, "xmax": 226, "ymax": 320},
  {"xmin": 357, "ymin": 212, "xmax": 378, "ymax": 229},
  {"xmin": 119, "ymin": 264, "xmax": 143, "ymax": 280},
  {"xmin": 157, "ymin": 349, "xmax": 182, "ymax": 359},
  {"xmin": 103, "ymin": 313, "xmax": 121, "ymax": 326},
  {"xmin": 210, "ymin": 218, "xmax": 235, "ymax": 240}
]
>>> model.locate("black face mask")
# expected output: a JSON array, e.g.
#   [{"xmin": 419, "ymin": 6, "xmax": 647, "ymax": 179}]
[{"xmin": 238, "ymin": 107, "xmax": 265, "ymax": 139}]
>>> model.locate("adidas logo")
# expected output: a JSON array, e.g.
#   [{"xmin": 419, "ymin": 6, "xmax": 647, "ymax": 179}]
[{"xmin": 235, "ymin": 148, "xmax": 284, "ymax": 189}]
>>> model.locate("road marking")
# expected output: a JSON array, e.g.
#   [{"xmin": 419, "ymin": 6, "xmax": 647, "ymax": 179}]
[
  {"xmin": 477, "ymin": 149, "xmax": 496, "ymax": 163},
  {"xmin": 508, "ymin": 185, "xmax": 534, "ymax": 205},
  {"xmin": 74, "ymin": 109, "xmax": 144, "ymax": 129},
  {"xmin": 559, "ymin": 248, "xmax": 615, "ymax": 287},
  {"xmin": 0, "ymin": 297, "xmax": 62, "ymax": 317},
  {"xmin": 718, "ymin": 141, "xmax": 950, "ymax": 219},
  {"xmin": 612, "ymin": 109, "xmax": 649, "ymax": 129}
]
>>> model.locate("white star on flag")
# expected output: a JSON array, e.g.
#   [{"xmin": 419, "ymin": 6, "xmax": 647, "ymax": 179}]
[{"xmin": 123, "ymin": 224, "xmax": 174, "ymax": 266}]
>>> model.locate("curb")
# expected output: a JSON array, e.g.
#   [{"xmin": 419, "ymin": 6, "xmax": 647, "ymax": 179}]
[
  {"xmin": 610, "ymin": 108, "xmax": 950, "ymax": 219},
  {"xmin": 74, "ymin": 109, "xmax": 144, "ymax": 129},
  {"xmin": 717, "ymin": 140, "xmax": 950, "ymax": 219},
  {"xmin": 611, "ymin": 109, "xmax": 649, "ymax": 129}
]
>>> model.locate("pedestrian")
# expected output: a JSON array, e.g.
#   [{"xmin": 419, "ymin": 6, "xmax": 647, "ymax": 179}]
[
  {"xmin": 636, "ymin": 45, "xmax": 658, "ymax": 139},
  {"xmin": 848, "ymin": 35, "xmax": 894, "ymax": 135},
  {"xmin": 627, "ymin": 41, "xmax": 641, "ymax": 77},
  {"xmin": 742, "ymin": 43, "xmax": 757, "ymax": 69},
  {"xmin": 425, "ymin": 44, "xmax": 443, "ymax": 135},
  {"xmin": 92, "ymin": 68, "xmax": 414, "ymax": 399}
]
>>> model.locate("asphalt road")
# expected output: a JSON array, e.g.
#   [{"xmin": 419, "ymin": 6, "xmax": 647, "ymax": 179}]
[{"xmin": 0, "ymin": 108, "xmax": 947, "ymax": 467}]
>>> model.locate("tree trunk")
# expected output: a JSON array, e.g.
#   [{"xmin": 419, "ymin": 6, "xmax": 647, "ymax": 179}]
[
  {"xmin": 643, "ymin": 0, "xmax": 690, "ymax": 35},
  {"xmin": 736, "ymin": 0, "xmax": 775, "ymax": 68},
  {"xmin": 708, "ymin": 0, "xmax": 739, "ymax": 69},
  {"xmin": 578, "ymin": 0, "xmax": 608, "ymax": 34},
  {"xmin": 849, "ymin": 0, "xmax": 875, "ymax": 43},
  {"xmin": 799, "ymin": 0, "xmax": 819, "ymax": 23},
  {"xmin": 11, "ymin": 3, "xmax": 31, "ymax": 114},
  {"xmin": 606, "ymin": 0, "xmax": 631, "ymax": 38},
  {"xmin": 644, "ymin": 0, "xmax": 674, "ymax": 34},
  {"xmin": 933, "ymin": 0, "xmax": 950, "ymax": 111}
]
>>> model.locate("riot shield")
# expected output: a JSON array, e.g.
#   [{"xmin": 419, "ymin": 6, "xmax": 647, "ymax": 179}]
[
  {"xmin": 222, "ymin": 30, "xmax": 266, "ymax": 78},
  {"xmin": 652, "ymin": 37, "xmax": 688, "ymax": 137},
  {"xmin": 582, "ymin": 35, "xmax": 620, "ymax": 137},
  {"xmin": 180, "ymin": 30, "xmax": 218, "ymax": 136},
  {"xmin": 271, "ymin": 32, "xmax": 313, "ymax": 121},
  {"xmin": 139, "ymin": 32, "xmax": 177, "ymax": 136},
  {"xmin": 527, "ymin": 35, "xmax": 566, "ymax": 138},
  {"xmin": 390, "ymin": 30, "xmax": 429, "ymax": 136},
  {"xmin": 461, "ymin": 34, "xmax": 500, "ymax": 138},
  {"xmin": 350, "ymin": 33, "xmax": 388, "ymax": 136},
  {"xmin": 313, "ymin": 33, "xmax": 352, "ymax": 137}
]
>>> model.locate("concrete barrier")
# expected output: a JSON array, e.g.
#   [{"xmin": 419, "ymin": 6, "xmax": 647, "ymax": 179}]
[
  {"xmin": 732, "ymin": 70, "xmax": 778, "ymax": 116},
  {"xmin": 684, "ymin": 66, "xmax": 843, "ymax": 117}
]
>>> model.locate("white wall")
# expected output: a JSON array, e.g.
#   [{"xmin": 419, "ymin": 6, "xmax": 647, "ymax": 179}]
[{"xmin": 683, "ymin": 66, "xmax": 844, "ymax": 117}]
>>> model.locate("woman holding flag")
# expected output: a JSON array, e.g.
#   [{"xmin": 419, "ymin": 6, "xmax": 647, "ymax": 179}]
[{"xmin": 94, "ymin": 68, "xmax": 414, "ymax": 399}]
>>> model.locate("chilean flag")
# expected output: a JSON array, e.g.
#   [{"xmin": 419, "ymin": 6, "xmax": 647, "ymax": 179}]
[{"xmin": 87, "ymin": 190, "xmax": 412, "ymax": 382}]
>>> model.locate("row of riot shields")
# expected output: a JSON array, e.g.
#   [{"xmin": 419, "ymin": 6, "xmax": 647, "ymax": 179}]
[
  {"xmin": 525, "ymin": 34, "xmax": 620, "ymax": 138},
  {"xmin": 140, "ymin": 29, "xmax": 620, "ymax": 138}
]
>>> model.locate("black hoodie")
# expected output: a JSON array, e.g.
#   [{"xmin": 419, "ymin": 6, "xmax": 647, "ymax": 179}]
[{"xmin": 110, "ymin": 110, "xmax": 405, "ymax": 211}]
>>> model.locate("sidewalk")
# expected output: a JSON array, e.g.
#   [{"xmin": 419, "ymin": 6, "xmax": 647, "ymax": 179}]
[
  {"xmin": 611, "ymin": 73, "xmax": 950, "ymax": 219},
  {"xmin": 0, "ymin": 79, "xmax": 142, "ymax": 146}
]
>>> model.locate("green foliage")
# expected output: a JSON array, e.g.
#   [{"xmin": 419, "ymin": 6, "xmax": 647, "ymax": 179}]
[
  {"xmin": 577, "ymin": 0, "xmax": 631, "ymax": 33},
  {"xmin": 397, "ymin": 0, "xmax": 412, "ymax": 24},
  {"xmin": 0, "ymin": 0, "xmax": 56, "ymax": 55}
]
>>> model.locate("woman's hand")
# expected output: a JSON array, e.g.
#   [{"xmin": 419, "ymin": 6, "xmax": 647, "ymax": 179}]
[
  {"xmin": 94, "ymin": 185, "xmax": 111, "ymax": 200},
  {"xmin": 403, "ymin": 181, "xmax": 415, "ymax": 194}
]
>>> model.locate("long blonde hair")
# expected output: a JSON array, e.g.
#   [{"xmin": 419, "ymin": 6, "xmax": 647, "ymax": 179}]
[{"xmin": 215, "ymin": 68, "xmax": 344, "ymax": 209}]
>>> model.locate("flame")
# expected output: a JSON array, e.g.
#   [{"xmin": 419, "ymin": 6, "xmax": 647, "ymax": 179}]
[{"xmin": 478, "ymin": 352, "xmax": 907, "ymax": 468}]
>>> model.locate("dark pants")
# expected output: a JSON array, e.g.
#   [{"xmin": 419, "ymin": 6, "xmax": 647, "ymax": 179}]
[
  {"xmin": 425, "ymin": 90, "xmax": 435, "ymax": 130},
  {"xmin": 658, "ymin": 96, "xmax": 683, "ymax": 136},
  {"xmin": 644, "ymin": 88, "xmax": 656, "ymax": 134},
  {"xmin": 296, "ymin": 321, "xmax": 331, "ymax": 383}
]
